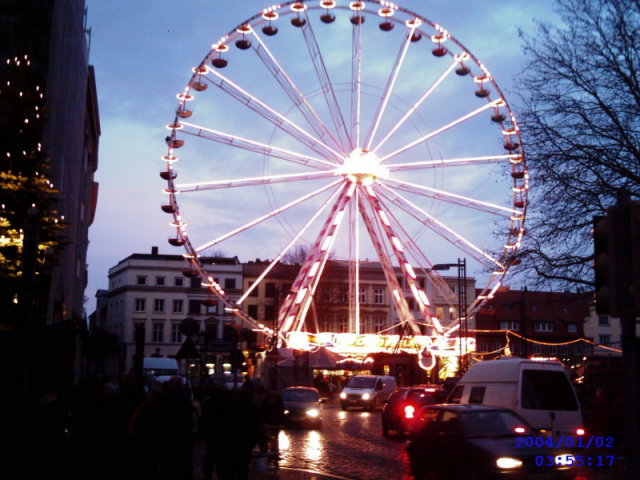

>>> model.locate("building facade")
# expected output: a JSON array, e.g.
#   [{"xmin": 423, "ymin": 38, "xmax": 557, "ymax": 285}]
[
  {"xmin": 474, "ymin": 287, "xmax": 592, "ymax": 360},
  {"xmin": 105, "ymin": 247, "xmax": 243, "ymax": 372}
]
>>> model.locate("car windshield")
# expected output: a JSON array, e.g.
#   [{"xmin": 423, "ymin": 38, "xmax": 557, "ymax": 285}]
[
  {"xmin": 459, "ymin": 410, "xmax": 533, "ymax": 438},
  {"xmin": 282, "ymin": 389, "xmax": 319, "ymax": 402},
  {"xmin": 346, "ymin": 377, "xmax": 376, "ymax": 389}
]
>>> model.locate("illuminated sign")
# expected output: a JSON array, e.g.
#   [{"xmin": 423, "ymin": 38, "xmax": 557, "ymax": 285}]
[{"xmin": 286, "ymin": 331, "xmax": 475, "ymax": 357}]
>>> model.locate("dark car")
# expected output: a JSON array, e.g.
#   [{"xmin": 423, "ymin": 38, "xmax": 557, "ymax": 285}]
[
  {"xmin": 381, "ymin": 385, "xmax": 446, "ymax": 438},
  {"xmin": 406, "ymin": 405, "xmax": 575, "ymax": 480},
  {"xmin": 281, "ymin": 386, "xmax": 322, "ymax": 429}
]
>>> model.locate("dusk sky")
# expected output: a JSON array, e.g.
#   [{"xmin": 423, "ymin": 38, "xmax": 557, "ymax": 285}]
[{"xmin": 84, "ymin": 0, "xmax": 558, "ymax": 313}]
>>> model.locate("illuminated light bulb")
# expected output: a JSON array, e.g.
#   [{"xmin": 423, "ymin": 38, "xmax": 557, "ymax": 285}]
[
  {"xmin": 391, "ymin": 236, "xmax": 404, "ymax": 252},
  {"xmin": 405, "ymin": 263, "xmax": 417, "ymax": 279}
]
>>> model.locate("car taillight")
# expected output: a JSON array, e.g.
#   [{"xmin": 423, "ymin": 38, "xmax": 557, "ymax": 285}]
[
  {"xmin": 576, "ymin": 428, "xmax": 585, "ymax": 436},
  {"xmin": 404, "ymin": 405, "xmax": 415, "ymax": 419}
]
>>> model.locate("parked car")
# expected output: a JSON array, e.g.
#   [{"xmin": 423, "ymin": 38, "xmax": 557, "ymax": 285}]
[
  {"xmin": 281, "ymin": 386, "xmax": 322, "ymax": 429},
  {"xmin": 381, "ymin": 385, "xmax": 446, "ymax": 437},
  {"xmin": 406, "ymin": 404, "xmax": 575, "ymax": 480},
  {"xmin": 339, "ymin": 375, "xmax": 397, "ymax": 411}
]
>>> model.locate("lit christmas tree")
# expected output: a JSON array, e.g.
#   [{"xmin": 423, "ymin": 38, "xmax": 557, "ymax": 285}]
[{"xmin": 0, "ymin": 55, "xmax": 65, "ymax": 323}]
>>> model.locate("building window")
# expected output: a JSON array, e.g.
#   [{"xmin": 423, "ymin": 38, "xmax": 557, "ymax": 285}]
[
  {"xmin": 134, "ymin": 298, "xmax": 146, "ymax": 312},
  {"xmin": 265, "ymin": 282, "xmax": 277, "ymax": 298},
  {"xmin": 500, "ymin": 321, "xmax": 519, "ymax": 331},
  {"xmin": 265, "ymin": 305, "xmax": 275, "ymax": 322},
  {"xmin": 188, "ymin": 300, "xmax": 201, "ymax": 315},
  {"xmin": 320, "ymin": 317, "xmax": 331, "ymax": 332},
  {"xmin": 224, "ymin": 278, "xmax": 236, "ymax": 290},
  {"xmin": 338, "ymin": 317, "xmax": 348, "ymax": 332},
  {"xmin": 154, "ymin": 299, "xmax": 165, "ymax": 313},
  {"xmin": 248, "ymin": 282, "xmax": 258, "ymax": 297},
  {"xmin": 248, "ymin": 304, "xmax": 258, "ymax": 319},
  {"xmin": 171, "ymin": 323, "xmax": 181, "ymax": 343},
  {"xmin": 418, "ymin": 276, "xmax": 425, "ymax": 289},
  {"xmin": 532, "ymin": 343, "xmax": 542, "ymax": 354},
  {"xmin": 205, "ymin": 303, "xmax": 218, "ymax": 314},
  {"xmin": 152, "ymin": 322, "xmax": 164, "ymax": 343},
  {"xmin": 359, "ymin": 287, "xmax": 366, "ymax": 304},
  {"xmin": 491, "ymin": 343, "xmax": 501, "ymax": 352},
  {"xmin": 598, "ymin": 315, "xmax": 610, "ymax": 326},
  {"xmin": 567, "ymin": 323, "xmax": 577, "ymax": 333},
  {"xmin": 173, "ymin": 299, "xmax": 183, "ymax": 314},
  {"xmin": 599, "ymin": 334, "xmax": 611, "ymax": 346},
  {"xmin": 534, "ymin": 322, "xmax": 553, "ymax": 332},
  {"xmin": 373, "ymin": 288, "xmax": 384, "ymax": 305},
  {"xmin": 156, "ymin": 276, "xmax": 165, "ymax": 286},
  {"xmin": 478, "ymin": 343, "xmax": 488, "ymax": 353},
  {"xmin": 339, "ymin": 287, "xmax": 348, "ymax": 303},
  {"xmin": 190, "ymin": 277, "xmax": 201, "ymax": 289},
  {"xmin": 136, "ymin": 275, "xmax": 147, "ymax": 285},
  {"xmin": 373, "ymin": 317, "xmax": 384, "ymax": 332},
  {"xmin": 174, "ymin": 277, "xmax": 184, "ymax": 287}
]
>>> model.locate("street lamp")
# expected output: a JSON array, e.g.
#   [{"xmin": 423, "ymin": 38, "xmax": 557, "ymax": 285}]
[{"xmin": 430, "ymin": 259, "xmax": 468, "ymax": 374}]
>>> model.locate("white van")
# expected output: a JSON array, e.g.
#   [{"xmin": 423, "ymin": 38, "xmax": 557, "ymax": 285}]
[
  {"xmin": 143, "ymin": 357, "xmax": 179, "ymax": 377},
  {"xmin": 446, "ymin": 358, "xmax": 584, "ymax": 437},
  {"xmin": 340, "ymin": 375, "xmax": 397, "ymax": 411}
]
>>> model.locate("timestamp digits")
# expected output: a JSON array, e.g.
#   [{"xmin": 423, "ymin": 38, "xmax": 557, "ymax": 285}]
[
  {"xmin": 536, "ymin": 455, "xmax": 615, "ymax": 467},
  {"xmin": 515, "ymin": 435, "xmax": 615, "ymax": 449}
]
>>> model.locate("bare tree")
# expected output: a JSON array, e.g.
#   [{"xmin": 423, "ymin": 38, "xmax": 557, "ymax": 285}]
[{"xmin": 513, "ymin": 0, "xmax": 640, "ymax": 288}]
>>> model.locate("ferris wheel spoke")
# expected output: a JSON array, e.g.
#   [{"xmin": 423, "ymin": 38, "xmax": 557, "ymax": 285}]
[
  {"xmin": 373, "ymin": 195, "xmax": 458, "ymax": 308},
  {"xmin": 387, "ymin": 153, "xmax": 522, "ymax": 172},
  {"xmin": 377, "ymin": 183, "xmax": 505, "ymax": 269},
  {"xmin": 277, "ymin": 182, "xmax": 355, "ymax": 335},
  {"xmin": 194, "ymin": 179, "xmax": 342, "ymax": 254},
  {"xmin": 380, "ymin": 98, "xmax": 503, "ymax": 163},
  {"xmin": 382, "ymin": 177, "xmax": 518, "ymax": 217},
  {"xmin": 364, "ymin": 23, "xmax": 417, "ymax": 151},
  {"xmin": 350, "ymin": 17, "xmax": 363, "ymax": 148},
  {"xmin": 357, "ymin": 192, "xmax": 422, "ymax": 335},
  {"xmin": 236, "ymin": 185, "xmax": 344, "ymax": 305},
  {"xmin": 299, "ymin": 9, "xmax": 352, "ymax": 151},
  {"xmin": 177, "ymin": 171, "xmax": 336, "ymax": 193},
  {"xmin": 361, "ymin": 185, "xmax": 437, "ymax": 332},
  {"xmin": 180, "ymin": 121, "xmax": 337, "ymax": 170},
  {"xmin": 249, "ymin": 28, "xmax": 344, "ymax": 153},
  {"xmin": 372, "ymin": 58, "xmax": 458, "ymax": 154},
  {"xmin": 203, "ymin": 66, "xmax": 343, "ymax": 161}
]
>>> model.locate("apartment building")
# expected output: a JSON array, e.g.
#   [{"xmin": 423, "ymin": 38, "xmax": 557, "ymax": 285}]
[{"xmin": 105, "ymin": 246, "xmax": 243, "ymax": 371}]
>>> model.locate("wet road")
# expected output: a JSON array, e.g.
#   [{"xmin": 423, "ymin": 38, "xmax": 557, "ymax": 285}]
[
  {"xmin": 275, "ymin": 401, "xmax": 623, "ymax": 480},
  {"xmin": 277, "ymin": 401, "xmax": 412, "ymax": 480}
]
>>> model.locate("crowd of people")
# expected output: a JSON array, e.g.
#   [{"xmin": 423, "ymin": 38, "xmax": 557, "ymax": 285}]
[{"xmin": 27, "ymin": 372, "xmax": 285, "ymax": 480}]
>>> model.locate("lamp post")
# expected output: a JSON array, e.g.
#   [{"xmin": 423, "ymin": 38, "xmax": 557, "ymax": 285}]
[{"xmin": 430, "ymin": 259, "xmax": 468, "ymax": 374}]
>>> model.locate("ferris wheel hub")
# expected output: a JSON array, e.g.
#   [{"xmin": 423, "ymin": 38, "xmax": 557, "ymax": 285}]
[{"xmin": 337, "ymin": 148, "xmax": 388, "ymax": 185}]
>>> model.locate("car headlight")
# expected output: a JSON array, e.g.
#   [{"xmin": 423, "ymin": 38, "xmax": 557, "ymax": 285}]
[
  {"xmin": 284, "ymin": 409, "xmax": 290, "ymax": 415},
  {"xmin": 555, "ymin": 453, "xmax": 573, "ymax": 466},
  {"xmin": 362, "ymin": 393, "xmax": 371, "ymax": 400},
  {"xmin": 340, "ymin": 392, "xmax": 347, "ymax": 399},
  {"xmin": 306, "ymin": 408, "xmax": 319, "ymax": 418},
  {"xmin": 496, "ymin": 457, "xmax": 523, "ymax": 469}
]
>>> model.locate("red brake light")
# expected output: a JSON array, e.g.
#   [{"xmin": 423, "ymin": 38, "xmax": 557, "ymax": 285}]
[
  {"xmin": 514, "ymin": 427, "xmax": 526, "ymax": 434},
  {"xmin": 576, "ymin": 428, "xmax": 585, "ymax": 436},
  {"xmin": 404, "ymin": 405, "xmax": 415, "ymax": 419}
]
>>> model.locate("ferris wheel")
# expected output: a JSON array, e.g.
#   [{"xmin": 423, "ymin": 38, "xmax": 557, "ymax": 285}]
[{"xmin": 160, "ymin": 0, "xmax": 528, "ymax": 349}]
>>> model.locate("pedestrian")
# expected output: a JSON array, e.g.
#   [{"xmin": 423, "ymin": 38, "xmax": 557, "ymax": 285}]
[
  {"xmin": 199, "ymin": 382, "xmax": 234, "ymax": 480},
  {"xmin": 258, "ymin": 390, "xmax": 285, "ymax": 468}
]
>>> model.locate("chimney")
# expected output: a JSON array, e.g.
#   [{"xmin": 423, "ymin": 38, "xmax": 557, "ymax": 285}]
[{"xmin": 151, "ymin": 246, "xmax": 159, "ymax": 256}]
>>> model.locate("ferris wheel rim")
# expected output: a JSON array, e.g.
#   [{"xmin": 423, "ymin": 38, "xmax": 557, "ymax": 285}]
[{"xmin": 160, "ymin": 0, "xmax": 528, "ymax": 346}]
